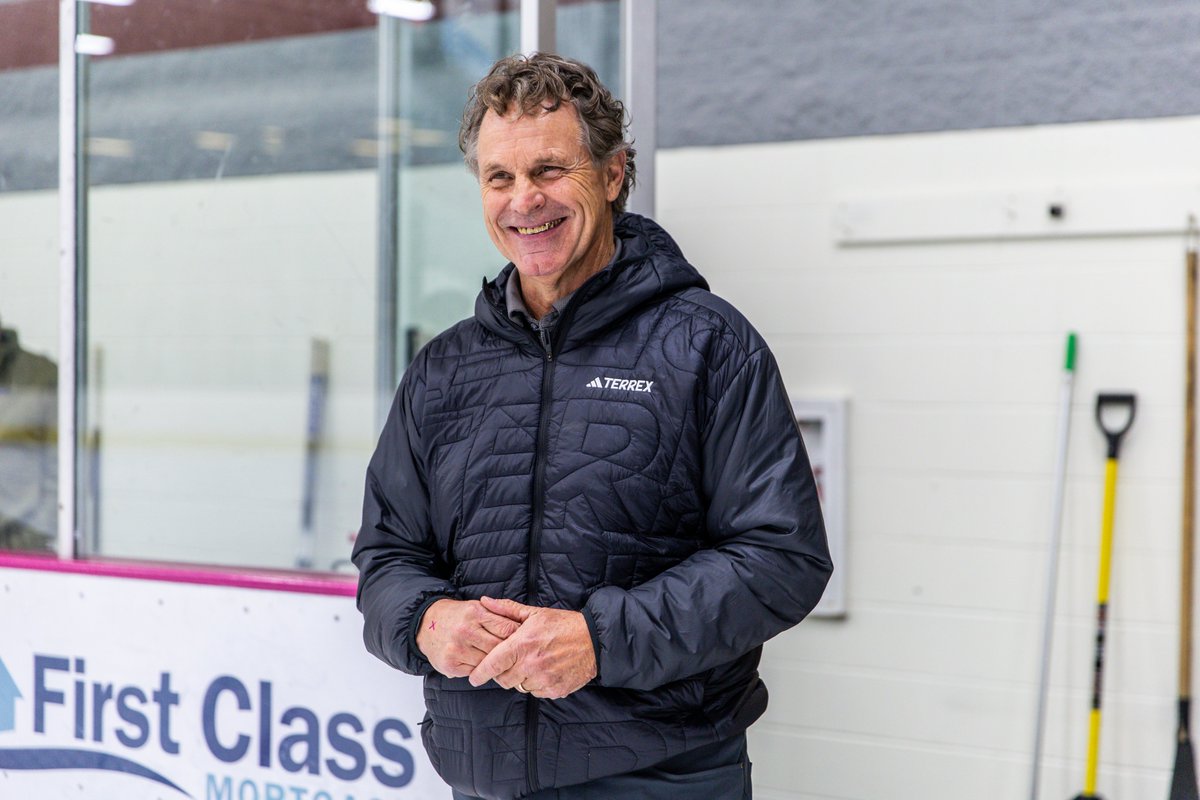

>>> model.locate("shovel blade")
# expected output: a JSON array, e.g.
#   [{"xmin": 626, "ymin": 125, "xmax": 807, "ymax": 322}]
[{"xmin": 1171, "ymin": 738, "xmax": 1200, "ymax": 800}]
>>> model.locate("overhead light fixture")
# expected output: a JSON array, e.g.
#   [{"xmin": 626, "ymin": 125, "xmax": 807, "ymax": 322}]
[
  {"xmin": 86, "ymin": 137, "xmax": 134, "ymax": 158},
  {"xmin": 195, "ymin": 131, "xmax": 237, "ymax": 152},
  {"xmin": 74, "ymin": 34, "xmax": 115, "ymax": 56},
  {"xmin": 367, "ymin": 0, "xmax": 436, "ymax": 22}
]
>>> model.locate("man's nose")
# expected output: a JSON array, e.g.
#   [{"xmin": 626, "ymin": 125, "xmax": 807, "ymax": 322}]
[{"xmin": 511, "ymin": 176, "xmax": 545, "ymax": 216}]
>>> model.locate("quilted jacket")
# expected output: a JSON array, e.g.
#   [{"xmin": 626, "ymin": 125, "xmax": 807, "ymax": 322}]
[{"xmin": 354, "ymin": 213, "xmax": 832, "ymax": 800}]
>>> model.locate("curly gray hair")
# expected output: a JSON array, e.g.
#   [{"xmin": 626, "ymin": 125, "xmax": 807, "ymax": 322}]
[{"xmin": 458, "ymin": 52, "xmax": 637, "ymax": 214}]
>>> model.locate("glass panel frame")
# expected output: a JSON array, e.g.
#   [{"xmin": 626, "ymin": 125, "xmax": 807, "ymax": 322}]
[{"xmin": 46, "ymin": 0, "xmax": 655, "ymax": 577}]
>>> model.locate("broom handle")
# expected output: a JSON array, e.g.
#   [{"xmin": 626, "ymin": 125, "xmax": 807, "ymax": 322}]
[
  {"xmin": 1183, "ymin": 223, "xmax": 1198, "ymax": 714},
  {"xmin": 1029, "ymin": 333, "xmax": 1076, "ymax": 800}
]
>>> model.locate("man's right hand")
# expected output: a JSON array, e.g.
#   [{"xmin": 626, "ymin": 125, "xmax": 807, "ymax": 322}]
[{"xmin": 417, "ymin": 598, "xmax": 522, "ymax": 678}]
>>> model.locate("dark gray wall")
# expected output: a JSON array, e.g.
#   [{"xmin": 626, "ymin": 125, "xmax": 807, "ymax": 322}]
[{"xmin": 657, "ymin": 0, "xmax": 1200, "ymax": 147}]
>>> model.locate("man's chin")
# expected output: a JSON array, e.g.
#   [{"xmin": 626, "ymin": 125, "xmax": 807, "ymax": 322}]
[{"xmin": 513, "ymin": 259, "xmax": 565, "ymax": 279}]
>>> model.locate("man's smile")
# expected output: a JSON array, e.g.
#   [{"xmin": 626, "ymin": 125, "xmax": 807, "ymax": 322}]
[{"xmin": 514, "ymin": 217, "xmax": 566, "ymax": 236}]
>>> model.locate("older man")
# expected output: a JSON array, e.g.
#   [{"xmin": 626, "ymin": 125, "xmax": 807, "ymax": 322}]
[{"xmin": 353, "ymin": 53, "xmax": 831, "ymax": 800}]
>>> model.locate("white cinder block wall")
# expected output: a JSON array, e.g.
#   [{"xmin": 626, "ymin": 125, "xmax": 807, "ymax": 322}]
[{"xmin": 657, "ymin": 114, "xmax": 1200, "ymax": 799}]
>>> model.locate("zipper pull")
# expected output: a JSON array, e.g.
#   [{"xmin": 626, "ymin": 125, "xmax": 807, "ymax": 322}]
[{"xmin": 539, "ymin": 326, "xmax": 553, "ymax": 360}]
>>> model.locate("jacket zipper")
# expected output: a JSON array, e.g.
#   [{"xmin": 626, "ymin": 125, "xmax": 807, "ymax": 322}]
[
  {"xmin": 525, "ymin": 328, "xmax": 556, "ymax": 793},
  {"xmin": 513, "ymin": 279, "xmax": 592, "ymax": 794}
]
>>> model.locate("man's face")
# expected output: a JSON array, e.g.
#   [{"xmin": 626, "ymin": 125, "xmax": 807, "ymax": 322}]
[{"xmin": 476, "ymin": 103, "xmax": 624, "ymax": 284}]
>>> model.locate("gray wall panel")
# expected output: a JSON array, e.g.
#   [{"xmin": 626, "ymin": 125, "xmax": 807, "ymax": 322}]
[{"xmin": 657, "ymin": 0, "xmax": 1200, "ymax": 147}]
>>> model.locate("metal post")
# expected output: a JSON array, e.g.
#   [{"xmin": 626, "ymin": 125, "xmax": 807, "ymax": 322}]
[
  {"xmin": 375, "ymin": 14, "xmax": 401, "ymax": 431},
  {"xmin": 57, "ymin": 0, "xmax": 80, "ymax": 560},
  {"xmin": 521, "ymin": 0, "xmax": 555, "ymax": 56},
  {"xmin": 621, "ymin": 0, "xmax": 656, "ymax": 219}
]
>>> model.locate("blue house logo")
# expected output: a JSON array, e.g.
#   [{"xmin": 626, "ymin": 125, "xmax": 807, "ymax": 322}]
[{"xmin": 0, "ymin": 656, "xmax": 21, "ymax": 732}]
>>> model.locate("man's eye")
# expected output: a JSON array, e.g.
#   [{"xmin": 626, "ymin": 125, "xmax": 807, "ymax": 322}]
[
  {"xmin": 538, "ymin": 166, "xmax": 563, "ymax": 177},
  {"xmin": 488, "ymin": 173, "xmax": 511, "ymax": 185}
]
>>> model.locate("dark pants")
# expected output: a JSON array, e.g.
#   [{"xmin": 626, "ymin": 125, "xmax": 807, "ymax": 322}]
[{"xmin": 451, "ymin": 734, "xmax": 752, "ymax": 800}]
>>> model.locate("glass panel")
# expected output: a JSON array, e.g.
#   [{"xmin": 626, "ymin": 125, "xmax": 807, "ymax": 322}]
[
  {"xmin": 80, "ymin": 0, "xmax": 378, "ymax": 571},
  {"xmin": 393, "ymin": 5, "xmax": 519, "ymax": 362},
  {"xmin": 557, "ymin": 0, "xmax": 621, "ymax": 93},
  {"xmin": 395, "ymin": 0, "xmax": 623, "ymax": 360},
  {"xmin": 0, "ymin": 0, "xmax": 60, "ymax": 553}
]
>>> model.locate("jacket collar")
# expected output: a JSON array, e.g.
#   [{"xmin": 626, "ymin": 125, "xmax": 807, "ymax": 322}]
[{"xmin": 474, "ymin": 213, "xmax": 708, "ymax": 354}]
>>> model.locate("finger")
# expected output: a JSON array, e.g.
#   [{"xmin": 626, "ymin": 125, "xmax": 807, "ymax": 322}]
[
  {"xmin": 480, "ymin": 596, "xmax": 534, "ymax": 623},
  {"xmin": 440, "ymin": 663, "xmax": 472, "ymax": 679},
  {"xmin": 453, "ymin": 643, "xmax": 493, "ymax": 668},
  {"xmin": 451, "ymin": 649, "xmax": 491, "ymax": 674},
  {"xmin": 432, "ymin": 643, "xmax": 489, "ymax": 678},
  {"xmin": 490, "ymin": 657, "xmax": 541, "ymax": 692},
  {"xmin": 468, "ymin": 639, "xmax": 519, "ymax": 687},
  {"xmin": 462, "ymin": 626, "xmax": 507, "ymax": 654},
  {"xmin": 479, "ymin": 612, "xmax": 521, "ymax": 640}
]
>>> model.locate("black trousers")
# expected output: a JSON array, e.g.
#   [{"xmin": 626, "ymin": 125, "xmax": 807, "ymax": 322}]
[{"xmin": 451, "ymin": 734, "xmax": 752, "ymax": 800}]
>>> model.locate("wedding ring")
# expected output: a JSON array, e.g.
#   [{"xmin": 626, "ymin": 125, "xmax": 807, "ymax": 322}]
[{"xmin": 516, "ymin": 682, "xmax": 528, "ymax": 693}]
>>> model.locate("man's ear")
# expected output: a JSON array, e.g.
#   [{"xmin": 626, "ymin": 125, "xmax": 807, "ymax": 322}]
[{"xmin": 604, "ymin": 151, "xmax": 627, "ymax": 203}]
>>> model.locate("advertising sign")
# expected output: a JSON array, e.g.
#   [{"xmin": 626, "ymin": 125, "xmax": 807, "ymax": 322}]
[{"xmin": 0, "ymin": 567, "xmax": 450, "ymax": 799}]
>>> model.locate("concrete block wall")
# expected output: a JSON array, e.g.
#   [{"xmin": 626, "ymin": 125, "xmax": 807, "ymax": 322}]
[
  {"xmin": 656, "ymin": 113, "xmax": 1200, "ymax": 799},
  {"xmin": 657, "ymin": 0, "xmax": 1200, "ymax": 147}
]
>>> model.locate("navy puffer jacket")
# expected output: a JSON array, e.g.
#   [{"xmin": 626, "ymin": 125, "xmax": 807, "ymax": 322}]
[{"xmin": 354, "ymin": 213, "xmax": 832, "ymax": 800}]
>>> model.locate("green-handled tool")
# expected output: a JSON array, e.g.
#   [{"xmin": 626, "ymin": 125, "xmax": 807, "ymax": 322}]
[{"xmin": 1030, "ymin": 333, "xmax": 1077, "ymax": 800}]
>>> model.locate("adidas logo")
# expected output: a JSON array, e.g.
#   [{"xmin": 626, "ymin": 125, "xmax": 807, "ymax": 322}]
[{"xmin": 585, "ymin": 376, "xmax": 654, "ymax": 393}]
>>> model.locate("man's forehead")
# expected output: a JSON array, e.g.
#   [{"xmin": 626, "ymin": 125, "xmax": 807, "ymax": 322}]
[
  {"xmin": 477, "ymin": 103, "xmax": 585, "ymax": 165},
  {"xmin": 488, "ymin": 99, "xmax": 573, "ymax": 123}
]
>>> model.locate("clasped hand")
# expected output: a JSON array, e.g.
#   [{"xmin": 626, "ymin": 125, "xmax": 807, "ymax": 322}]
[{"xmin": 416, "ymin": 596, "xmax": 596, "ymax": 700}]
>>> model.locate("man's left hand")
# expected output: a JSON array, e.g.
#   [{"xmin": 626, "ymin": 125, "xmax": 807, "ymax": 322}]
[{"xmin": 467, "ymin": 597, "xmax": 597, "ymax": 699}]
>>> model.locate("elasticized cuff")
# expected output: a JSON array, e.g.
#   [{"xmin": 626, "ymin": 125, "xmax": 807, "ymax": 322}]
[{"xmin": 581, "ymin": 604, "xmax": 603, "ymax": 685}]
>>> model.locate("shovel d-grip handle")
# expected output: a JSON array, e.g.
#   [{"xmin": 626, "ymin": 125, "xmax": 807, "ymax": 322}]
[{"xmin": 1095, "ymin": 393, "xmax": 1137, "ymax": 459}]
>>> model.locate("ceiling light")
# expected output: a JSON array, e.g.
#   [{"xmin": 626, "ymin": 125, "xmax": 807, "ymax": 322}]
[
  {"xmin": 74, "ymin": 34, "xmax": 114, "ymax": 56},
  {"xmin": 367, "ymin": 0, "xmax": 435, "ymax": 22}
]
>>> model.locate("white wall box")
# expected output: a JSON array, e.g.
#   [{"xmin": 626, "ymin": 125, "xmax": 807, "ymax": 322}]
[{"xmin": 791, "ymin": 396, "xmax": 848, "ymax": 618}]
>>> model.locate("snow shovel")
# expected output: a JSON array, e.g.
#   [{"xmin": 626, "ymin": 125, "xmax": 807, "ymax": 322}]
[{"xmin": 1073, "ymin": 392, "xmax": 1136, "ymax": 800}]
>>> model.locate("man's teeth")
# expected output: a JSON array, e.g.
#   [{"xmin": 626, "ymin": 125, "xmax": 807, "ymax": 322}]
[{"xmin": 517, "ymin": 219, "xmax": 562, "ymax": 235}]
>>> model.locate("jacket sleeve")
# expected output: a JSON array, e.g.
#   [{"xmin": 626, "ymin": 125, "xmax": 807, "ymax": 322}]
[
  {"xmin": 582, "ymin": 346, "xmax": 833, "ymax": 690},
  {"xmin": 352, "ymin": 360, "xmax": 455, "ymax": 676}
]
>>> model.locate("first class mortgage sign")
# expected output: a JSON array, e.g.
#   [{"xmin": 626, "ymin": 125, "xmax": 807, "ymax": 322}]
[{"xmin": 0, "ymin": 567, "xmax": 448, "ymax": 800}]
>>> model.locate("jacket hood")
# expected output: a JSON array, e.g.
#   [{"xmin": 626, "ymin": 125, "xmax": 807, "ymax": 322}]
[{"xmin": 474, "ymin": 212, "xmax": 709, "ymax": 352}]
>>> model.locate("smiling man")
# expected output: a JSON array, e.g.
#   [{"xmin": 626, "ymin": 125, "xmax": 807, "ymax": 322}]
[
  {"xmin": 477, "ymin": 98, "xmax": 623, "ymax": 317},
  {"xmin": 353, "ymin": 53, "xmax": 832, "ymax": 800}
]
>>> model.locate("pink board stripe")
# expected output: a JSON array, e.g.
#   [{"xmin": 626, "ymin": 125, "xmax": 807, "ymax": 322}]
[{"xmin": 0, "ymin": 552, "xmax": 357, "ymax": 596}]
